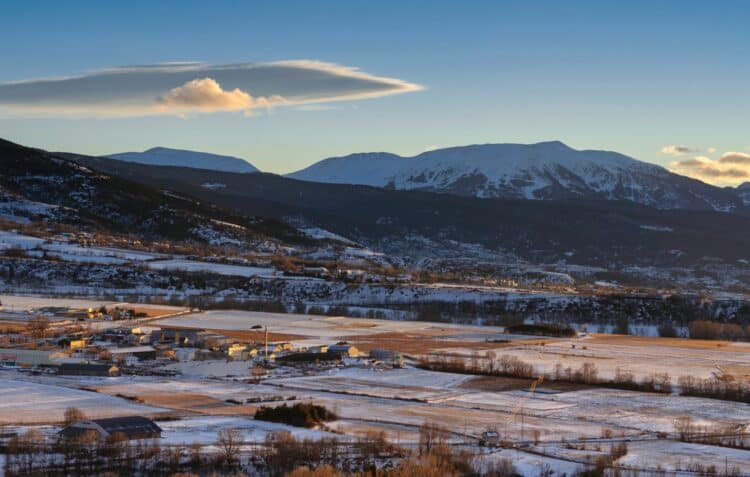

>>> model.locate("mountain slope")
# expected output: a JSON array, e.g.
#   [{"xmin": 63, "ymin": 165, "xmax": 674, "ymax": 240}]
[
  {"xmin": 736, "ymin": 182, "xmax": 750, "ymax": 205},
  {"xmin": 289, "ymin": 141, "xmax": 741, "ymax": 211},
  {"xmin": 0, "ymin": 138, "xmax": 302, "ymax": 245},
  {"xmin": 107, "ymin": 147, "xmax": 259, "ymax": 173},
  {"xmin": 71, "ymin": 154, "xmax": 750, "ymax": 267}
]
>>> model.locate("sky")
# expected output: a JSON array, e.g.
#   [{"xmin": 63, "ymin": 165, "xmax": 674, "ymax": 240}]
[{"xmin": 1, "ymin": 0, "xmax": 749, "ymax": 184}]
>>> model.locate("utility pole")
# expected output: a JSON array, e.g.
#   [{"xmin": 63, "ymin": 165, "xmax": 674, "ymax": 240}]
[{"xmin": 264, "ymin": 326, "xmax": 269, "ymax": 364}]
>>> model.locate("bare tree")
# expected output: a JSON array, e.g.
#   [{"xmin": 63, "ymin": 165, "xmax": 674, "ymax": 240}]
[
  {"xmin": 217, "ymin": 428, "xmax": 243, "ymax": 466},
  {"xmin": 63, "ymin": 406, "xmax": 87, "ymax": 426},
  {"xmin": 27, "ymin": 315, "xmax": 50, "ymax": 339},
  {"xmin": 418, "ymin": 421, "xmax": 449, "ymax": 456},
  {"xmin": 250, "ymin": 365, "xmax": 267, "ymax": 384}
]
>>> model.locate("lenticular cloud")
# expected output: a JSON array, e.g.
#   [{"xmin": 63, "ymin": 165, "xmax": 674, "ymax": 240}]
[{"xmin": 0, "ymin": 60, "xmax": 423, "ymax": 117}]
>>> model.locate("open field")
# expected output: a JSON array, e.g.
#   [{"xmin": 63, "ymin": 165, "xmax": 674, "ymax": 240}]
[
  {"xmin": 484, "ymin": 334, "xmax": 750, "ymax": 382},
  {"xmin": 153, "ymin": 309, "xmax": 517, "ymax": 354},
  {"xmin": 0, "ymin": 294, "xmax": 187, "ymax": 318},
  {"xmin": 0, "ymin": 376, "xmax": 168, "ymax": 424},
  {"xmin": 145, "ymin": 259, "xmax": 279, "ymax": 278},
  {"xmin": 152, "ymin": 309, "xmax": 508, "ymax": 340}
]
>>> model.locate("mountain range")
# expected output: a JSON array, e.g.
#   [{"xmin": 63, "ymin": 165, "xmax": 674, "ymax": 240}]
[
  {"xmin": 0, "ymin": 138, "xmax": 301, "ymax": 246},
  {"xmin": 104, "ymin": 141, "xmax": 747, "ymax": 212},
  {"xmin": 107, "ymin": 147, "xmax": 258, "ymax": 173},
  {"xmin": 288, "ymin": 141, "xmax": 745, "ymax": 211},
  {"xmin": 4, "ymin": 136, "xmax": 750, "ymax": 267},
  {"xmin": 68, "ymin": 149, "xmax": 750, "ymax": 268}
]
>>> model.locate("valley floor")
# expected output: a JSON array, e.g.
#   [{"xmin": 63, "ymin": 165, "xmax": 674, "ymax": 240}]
[{"xmin": 2, "ymin": 297, "xmax": 750, "ymax": 475}]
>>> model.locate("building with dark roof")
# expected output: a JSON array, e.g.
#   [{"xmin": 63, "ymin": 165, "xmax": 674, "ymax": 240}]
[
  {"xmin": 275, "ymin": 351, "xmax": 345, "ymax": 364},
  {"xmin": 58, "ymin": 363, "xmax": 117, "ymax": 376},
  {"xmin": 58, "ymin": 416, "xmax": 162, "ymax": 441}
]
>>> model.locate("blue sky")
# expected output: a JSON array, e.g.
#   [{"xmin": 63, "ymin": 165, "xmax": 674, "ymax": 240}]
[{"xmin": 1, "ymin": 1, "xmax": 749, "ymax": 183}]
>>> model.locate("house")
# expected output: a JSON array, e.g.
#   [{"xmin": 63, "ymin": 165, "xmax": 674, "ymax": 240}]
[
  {"xmin": 70, "ymin": 339, "xmax": 89, "ymax": 349},
  {"xmin": 302, "ymin": 266, "xmax": 331, "ymax": 278},
  {"xmin": 228, "ymin": 344, "xmax": 257, "ymax": 361},
  {"xmin": 0, "ymin": 348, "xmax": 56, "ymax": 367},
  {"xmin": 143, "ymin": 328, "xmax": 200, "ymax": 346},
  {"xmin": 267, "ymin": 342, "xmax": 292, "ymax": 353},
  {"xmin": 328, "ymin": 344, "xmax": 360, "ymax": 357},
  {"xmin": 369, "ymin": 348, "xmax": 403, "ymax": 366},
  {"xmin": 275, "ymin": 351, "xmax": 345, "ymax": 364},
  {"xmin": 197, "ymin": 332, "xmax": 234, "ymax": 349},
  {"xmin": 58, "ymin": 362, "xmax": 118, "ymax": 377},
  {"xmin": 308, "ymin": 345, "xmax": 329, "ymax": 353},
  {"xmin": 480, "ymin": 431, "xmax": 500, "ymax": 447},
  {"xmin": 58, "ymin": 416, "xmax": 162, "ymax": 441},
  {"xmin": 174, "ymin": 348, "xmax": 197, "ymax": 362},
  {"xmin": 108, "ymin": 346, "xmax": 156, "ymax": 363}
]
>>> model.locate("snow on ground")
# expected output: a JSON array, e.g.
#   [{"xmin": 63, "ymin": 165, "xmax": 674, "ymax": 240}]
[
  {"xmin": 619, "ymin": 440, "xmax": 750, "ymax": 473},
  {"xmin": 542, "ymin": 388, "xmax": 750, "ymax": 434},
  {"xmin": 93, "ymin": 377, "xmax": 297, "ymax": 404},
  {"xmin": 0, "ymin": 230, "xmax": 45, "ymax": 249},
  {"xmin": 299, "ymin": 227, "xmax": 356, "ymax": 245},
  {"xmin": 0, "ymin": 230, "xmax": 165, "ymax": 264},
  {"xmin": 0, "ymin": 295, "xmax": 114, "ymax": 313},
  {"xmin": 475, "ymin": 448, "xmax": 582, "ymax": 477},
  {"xmin": 0, "ymin": 377, "xmax": 166, "ymax": 424},
  {"xmin": 145, "ymin": 259, "xmax": 279, "ymax": 278},
  {"xmin": 494, "ymin": 337, "xmax": 750, "ymax": 381},
  {"xmin": 153, "ymin": 309, "xmax": 506, "ymax": 339},
  {"xmin": 0, "ymin": 295, "xmax": 187, "ymax": 315},
  {"xmin": 159, "ymin": 416, "xmax": 341, "ymax": 445},
  {"xmin": 165, "ymin": 360, "xmax": 253, "ymax": 378},
  {"xmin": 268, "ymin": 367, "xmax": 473, "ymax": 402},
  {"xmin": 0, "ymin": 193, "xmax": 58, "ymax": 224}
]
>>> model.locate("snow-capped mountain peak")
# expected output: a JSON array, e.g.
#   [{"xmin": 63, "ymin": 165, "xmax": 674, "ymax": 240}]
[
  {"xmin": 288, "ymin": 141, "xmax": 741, "ymax": 210},
  {"xmin": 107, "ymin": 147, "xmax": 259, "ymax": 173}
]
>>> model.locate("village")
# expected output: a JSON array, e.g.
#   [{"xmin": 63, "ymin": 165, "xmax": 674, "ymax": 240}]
[
  {"xmin": 0, "ymin": 296, "xmax": 405, "ymax": 382},
  {"xmin": 2, "ymin": 294, "xmax": 750, "ymax": 476}
]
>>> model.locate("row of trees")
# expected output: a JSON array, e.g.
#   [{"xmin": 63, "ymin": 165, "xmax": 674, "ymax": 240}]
[
  {"xmin": 3, "ymin": 422, "xmax": 493, "ymax": 477},
  {"xmin": 421, "ymin": 350, "xmax": 750, "ymax": 405},
  {"xmin": 687, "ymin": 320, "xmax": 750, "ymax": 341},
  {"xmin": 418, "ymin": 352, "xmax": 673, "ymax": 394}
]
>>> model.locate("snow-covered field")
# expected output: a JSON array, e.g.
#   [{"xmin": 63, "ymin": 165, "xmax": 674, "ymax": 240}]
[
  {"xmin": 619, "ymin": 440, "xmax": 750, "ymax": 473},
  {"xmin": 0, "ymin": 230, "xmax": 165, "ymax": 264},
  {"xmin": 0, "ymin": 377, "xmax": 166, "ymax": 424},
  {"xmin": 159, "ymin": 416, "xmax": 340, "ymax": 445},
  {"xmin": 153, "ymin": 309, "xmax": 506, "ymax": 339},
  {"xmin": 491, "ymin": 336, "xmax": 750, "ymax": 381},
  {"xmin": 268, "ymin": 367, "xmax": 473, "ymax": 402},
  {"xmin": 0, "ymin": 294, "xmax": 187, "ymax": 316},
  {"xmin": 145, "ymin": 258, "xmax": 279, "ymax": 278}
]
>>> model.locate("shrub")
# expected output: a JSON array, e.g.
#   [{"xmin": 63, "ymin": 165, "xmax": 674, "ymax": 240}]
[
  {"xmin": 504, "ymin": 323, "xmax": 577, "ymax": 337},
  {"xmin": 255, "ymin": 403, "xmax": 337, "ymax": 428}
]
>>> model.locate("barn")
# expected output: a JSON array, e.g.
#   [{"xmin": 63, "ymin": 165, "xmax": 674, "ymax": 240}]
[{"xmin": 58, "ymin": 416, "xmax": 162, "ymax": 441}]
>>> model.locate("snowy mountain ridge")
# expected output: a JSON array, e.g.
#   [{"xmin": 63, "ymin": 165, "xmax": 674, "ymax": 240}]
[
  {"xmin": 107, "ymin": 147, "xmax": 259, "ymax": 173},
  {"xmin": 289, "ymin": 141, "xmax": 742, "ymax": 211},
  {"xmin": 737, "ymin": 182, "xmax": 750, "ymax": 205}
]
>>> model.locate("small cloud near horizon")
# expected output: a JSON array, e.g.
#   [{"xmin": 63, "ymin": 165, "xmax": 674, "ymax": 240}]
[
  {"xmin": 0, "ymin": 60, "xmax": 423, "ymax": 118},
  {"xmin": 670, "ymin": 152, "xmax": 750, "ymax": 186},
  {"xmin": 660, "ymin": 145, "xmax": 696, "ymax": 156}
]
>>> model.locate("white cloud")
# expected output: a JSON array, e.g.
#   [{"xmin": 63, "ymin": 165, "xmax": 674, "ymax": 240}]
[
  {"xmin": 156, "ymin": 78, "xmax": 285, "ymax": 112},
  {"xmin": 670, "ymin": 154, "xmax": 750, "ymax": 186},
  {"xmin": 718, "ymin": 151, "xmax": 750, "ymax": 165},
  {"xmin": 660, "ymin": 145, "xmax": 695, "ymax": 156},
  {"xmin": 0, "ymin": 60, "xmax": 423, "ymax": 118}
]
